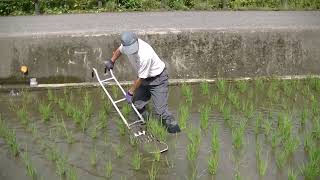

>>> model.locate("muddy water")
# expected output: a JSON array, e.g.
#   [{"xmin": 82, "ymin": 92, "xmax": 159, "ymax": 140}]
[{"xmin": 0, "ymin": 79, "xmax": 319, "ymax": 180}]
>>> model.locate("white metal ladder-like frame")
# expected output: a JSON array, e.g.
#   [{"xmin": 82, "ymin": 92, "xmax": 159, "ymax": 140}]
[{"xmin": 92, "ymin": 68, "xmax": 145, "ymax": 130}]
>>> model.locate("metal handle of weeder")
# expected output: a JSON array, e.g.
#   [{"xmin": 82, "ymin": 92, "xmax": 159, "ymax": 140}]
[{"xmin": 92, "ymin": 68, "xmax": 145, "ymax": 129}]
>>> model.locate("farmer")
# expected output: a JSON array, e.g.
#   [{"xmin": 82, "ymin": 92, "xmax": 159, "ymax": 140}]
[{"xmin": 105, "ymin": 31, "xmax": 181, "ymax": 133}]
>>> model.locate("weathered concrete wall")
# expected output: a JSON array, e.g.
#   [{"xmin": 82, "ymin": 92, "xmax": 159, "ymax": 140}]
[{"xmin": 0, "ymin": 28, "xmax": 320, "ymax": 84}]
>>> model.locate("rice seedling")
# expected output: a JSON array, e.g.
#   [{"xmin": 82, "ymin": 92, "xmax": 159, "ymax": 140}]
[
  {"xmin": 98, "ymin": 109, "xmax": 108, "ymax": 129},
  {"xmin": 115, "ymin": 118, "xmax": 126, "ymax": 136},
  {"xmin": 209, "ymin": 94, "xmax": 219, "ymax": 110},
  {"xmin": 311, "ymin": 101, "xmax": 319, "ymax": 117},
  {"xmin": 58, "ymin": 98, "xmax": 65, "ymax": 109},
  {"xmin": 187, "ymin": 128, "xmax": 201, "ymax": 162},
  {"xmin": 178, "ymin": 103, "xmax": 189, "ymax": 130},
  {"xmin": 121, "ymin": 176, "xmax": 127, "ymax": 180},
  {"xmin": 278, "ymin": 113, "xmax": 293, "ymax": 139},
  {"xmin": 262, "ymin": 119, "xmax": 272, "ymax": 137},
  {"xmin": 72, "ymin": 108, "xmax": 82, "ymax": 125},
  {"xmin": 216, "ymin": 79, "xmax": 226, "ymax": 94},
  {"xmin": 275, "ymin": 150, "xmax": 287, "ymax": 169},
  {"xmin": 189, "ymin": 165, "xmax": 198, "ymax": 180},
  {"xmin": 60, "ymin": 118, "xmax": 74, "ymax": 144},
  {"xmin": 312, "ymin": 119, "xmax": 320, "ymax": 140},
  {"xmin": 181, "ymin": 83, "xmax": 193, "ymax": 104},
  {"xmin": 228, "ymin": 91, "xmax": 241, "ymax": 110},
  {"xmin": 211, "ymin": 123, "xmax": 220, "ymax": 154},
  {"xmin": 46, "ymin": 145, "xmax": 59, "ymax": 162},
  {"xmin": 200, "ymin": 81, "xmax": 210, "ymax": 96},
  {"xmin": 17, "ymin": 105, "xmax": 28, "ymax": 126},
  {"xmin": 208, "ymin": 153, "xmax": 219, "ymax": 175},
  {"xmin": 121, "ymin": 103, "xmax": 131, "ymax": 118},
  {"xmin": 55, "ymin": 155, "xmax": 67, "ymax": 178},
  {"xmin": 232, "ymin": 126, "xmax": 244, "ymax": 150},
  {"xmin": 148, "ymin": 161, "xmax": 158, "ymax": 180},
  {"xmin": 304, "ymin": 133, "xmax": 314, "ymax": 153},
  {"xmin": 254, "ymin": 113, "xmax": 263, "ymax": 135},
  {"xmin": 132, "ymin": 150, "xmax": 142, "ymax": 170},
  {"xmin": 67, "ymin": 166, "xmax": 78, "ymax": 180},
  {"xmin": 200, "ymin": 104, "xmax": 210, "ymax": 130},
  {"xmin": 22, "ymin": 89, "xmax": 32, "ymax": 104},
  {"xmin": 6, "ymin": 129, "xmax": 20, "ymax": 156},
  {"xmin": 237, "ymin": 80, "xmax": 247, "ymax": 93},
  {"xmin": 38, "ymin": 102, "xmax": 52, "ymax": 122},
  {"xmin": 256, "ymin": 142, "xmax": 268, "ymax": 177},
  {"xmin": 282, "ymin": 80, "xmax": 293, "ymax": 97},
  {"xmin": 284, "ymin": 136, "xmax": 300, "ymax": 155},
  {"xmin": 47, "ymin": 89, "xmax": 54, "ymax": 101},
  {"xmin": 22, "ymin": 150, "xmax": 37, "ymax": 180},
  {"xmin": 146, "ymin": 118, "xmax": 167, "ymax": 141},
  {"xmin": 288, "ymin": 168, "xmax": 297, "ymax": 180},
  {"xmin": 103, "ymin": 98, "xmax": 111, "ymax": 112},
  {"xmin": 154, "ymin": 150, "xmax": 160, "ymax": 162},
  {"xmin": 90, "ymin": 147, "xmax": 97, "ymax": 167},
  {"xmin": 90, "ymin": 126, "xmax": 98, "ymax": 139},
  {"xmin": 301, "ymin": 107, "xmax": 308, "ymax": 126},
  {"xmin": 83, "ymin": 92, "xmax": 93, "ymax": 118},
  {"xmin": 112, "ymin": 85, "xmax": 120, "ymax": 99},
  {"xmin": 270, "ymin": 131, "xmax": 279, "ymax": 150},
  {"xmin": 255, "ymin": 79, "xmax": 263, "ymax": 90},
  {"xmin": 105, "ymin": 160, "xmax": 113, "ymax": 179},
  {"xmin": 65, "ymin": 102, "xmax": 74, "ymax": 117},
  {"xmin": 115, "ymin": 144, "xmax": 125, "ymax": 158},
  {"xmin": 222, "ymin": 104, "xmax": 231, "ymax": 121},
  {"xmin": 242, "ymin": 101, "xmax": 254, "ymax": 119},
  {"xmin": 309, "ymin": 77, "xmax": 320, "ymax": 92}
]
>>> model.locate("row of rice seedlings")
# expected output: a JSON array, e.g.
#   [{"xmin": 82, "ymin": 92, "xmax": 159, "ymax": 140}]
[
  {"xmin": 186, "ymin": 128, "xmax": 201, "ymax": 163},
  {"xmin": 199, "ymin": 104, "xmax": 210, "ymax": 130},
  {"xmin": 178, "ymin": 103, "xmax": 190, "ymax": 130},
  {"xmin": 208, "ymin": 123, "xmax": 220, "ymax": 175},
  {"xmin": 181, "ymin": 83, "xmax": 193, "ymax": 104},
  {"xmin": 0, "ymin": 116, "xmax": 19, "ymax": 156},
  {"xmin": 105, "ymin": 160, "xmax": 113, "ymax": 179},
  {"xmin": 236, "ymin": 80, "xmax": 247, "ymax": 94},
  {"xmin": 21, "ymin": 147, "xmax": 37, "ymax": 180},
  {"xmin": 132, "ymin": 150, "xmax": 142, "ymax": 170},
  {"xmin": 216, "ymin": 79, "xmax": 226, "ymax": 94},
  {"xmin": 148, "ymin": 161, "xmax": 159, "ymax": 180},
  {"xmin": 200, "ymin": 81, "xmax": 210, "ymax": 96},
  {"xmin": 146, "ymin": 118, "xmax": 168, "ymax": 141},
  {"xmin": 255, "ymin": 142, "xmax": 268, "ymax": 177},
  {"xmin": 38, "ymin": 101, "xmax": 52, "ymax": 122}
]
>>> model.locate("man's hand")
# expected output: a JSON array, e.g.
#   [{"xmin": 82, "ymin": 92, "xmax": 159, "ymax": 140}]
[
  {"xmin": 104, "ymin": 60, "xmax": 114, "ymax": 71},
  {"xmin": 125, "ymin": 91, "xmax": 133, "ymax": 104}
]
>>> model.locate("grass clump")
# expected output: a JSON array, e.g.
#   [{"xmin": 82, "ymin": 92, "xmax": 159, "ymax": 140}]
[
  {"xmin": 200, "ymin": 104, "xmax": 210, "ymax": 130},
  {"xmin": 299, "ymin": 146, "xmax": 320, "ymax": 179},
  {"xmin": 232, "ymin": 119, "xmax": 247, "ymax": 150},
  {"xmin": 98, "ymin": 109, "xmax": 108, "ymax": 129},
  {"xmin": 116, "ymin": 118, "xmax": 126, "ymax": 136},
  {"xmin": 210, "ymin": 93, "xmax": 219, "ymax": 107},
  {"xmin": 67, "ymin": 166, "xmax": 78, "ymax": 180},
  {"xmin": 200, "ymin": 81, "xmax": 210, "ymax": 96},
  {"xmin": 288, "ymin": 168, "xmax": 297, "ymax": 180},
  {"xmin": 256, "ymin": 142, "xmax": 268, "ymax": 177},
  {"xmin": 211, "ymin": 123, "xmax": 220, "ymax": 154},
  {"xmin": 17, "ymin": 105, "xmax": 29, "ymax": 126},
  {"xmin": 115, "ymin": 144, "xmax": 125, "ymax": 158},
  {"xmin": 55, "ymin": 155, "xmax": 67, "ymax": 179},
  {"xmin": 22, "ymin": 150, "xmax": 37, "ymax": 180},
  {"xmin": 38, "ymin": 102, "xmax": 52, "ymax": 122},
  {"xmin": 208, "ymin": 153, "xmax": 219, "ymax": 175}
]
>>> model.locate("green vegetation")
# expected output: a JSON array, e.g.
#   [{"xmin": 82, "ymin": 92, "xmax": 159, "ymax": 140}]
[
  {"xmin": 200, "ymin": 104, "xmax": 210, "ymax": 130},
  {"xmin": 38, "ymin": 102, "xmax": 52, "ymax": 122},
  {"xmin": 178, "ymin": 103, "xmax": 190, "ymax": 130},
  {"xmin": 236, "ymin": 80, "xmax": 247, "ymax": 93},
  {"xmin": 67, "ymin": 166, "xmax": 78, "ymax": 180},
  {"xmin": 200, "ymin": 81, "xmax": 210, "ymax": 96},
  {"xmin": 187, "ymin": 128, "xmax": 201, "ymax": 162},
  {"xmin": 208, "ymin": 153, "xmax": 219, "ymax": 175},
  {"xmin": 22, "ymin": 150, "xmax": 37, "ymax": 180},
  {"xmin": 216, "ymin": 79, "xmax": 226, "ymax": 94},
  {"xmin": 256, "ymin": 142, "xmax": 268, "ymax": 177},
  {"xmin": 90, "ymin": 147, "xmax": 97, "ymax": 167},
  {"xmin": 105, "ymin": 160, "xmax": 113, "ymax": 179},
  {"xmin": 181, "ymin": 83, "xmax": 193, "ymax": 104},
  {"xmin": 148, "ymin": 162, "xmax": 159, "ymax": 180},
  {"xmin": 115, "ymin": 144, "xmax": 125, "ymax": 158},
  {"xmin": 146, "ymin": 118, "xmax": 168, "ymax": 141},
  {"xmin": 17, "ymin": 105, "xmax": 29, "ymax": 126},
  {"xmin": 132, "ymin": 150, "xmax": 142, "ymax": 170}
]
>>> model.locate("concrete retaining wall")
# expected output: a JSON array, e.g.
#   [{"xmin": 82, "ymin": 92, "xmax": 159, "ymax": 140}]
[{"xmin": 1, "ymin": 28, "xmax": 320, "ymax": 84}]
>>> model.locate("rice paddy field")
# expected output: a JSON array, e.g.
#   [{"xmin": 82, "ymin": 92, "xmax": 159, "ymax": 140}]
[{"xmin": 0, "ymin": 77, "xmax": 320, "ymax": 180}]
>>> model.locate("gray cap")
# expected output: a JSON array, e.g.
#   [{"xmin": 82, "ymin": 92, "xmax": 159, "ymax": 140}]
[{"xmin": 120, "ymin": 31, "xmax": 139, "ymax": 55}]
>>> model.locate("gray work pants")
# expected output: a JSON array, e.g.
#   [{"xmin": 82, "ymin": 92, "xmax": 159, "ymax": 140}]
[{"xmin": 133, "ymin": 69, "xmax": 177, "ymax": 125}]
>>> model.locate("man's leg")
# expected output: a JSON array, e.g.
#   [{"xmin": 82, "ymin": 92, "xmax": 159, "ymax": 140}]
[
  {"xmin": 150, "ymin": 76, "xmax": 181, "ymax": 133},
  {"xmin": 133, "ymin": 85, "xmax": 151, "ymax": 121}
]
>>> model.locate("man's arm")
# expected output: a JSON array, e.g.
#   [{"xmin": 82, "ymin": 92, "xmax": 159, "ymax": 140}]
[
  {"xmin": 111, "ymin": 47, "xmax": 122, "ymax": 63},
  {"xmin": 129, "ymin": 78, "xmax": 143, "ymax": 95}
]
